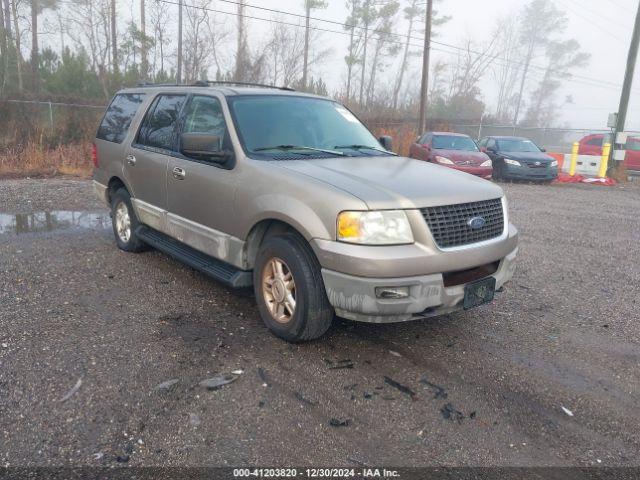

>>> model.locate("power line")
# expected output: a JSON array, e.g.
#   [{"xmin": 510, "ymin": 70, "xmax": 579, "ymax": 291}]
[
  {"xmin": 152, "ymin": 0, "xmax": 638, "ymax": 94},
  {"xmin": 555, "ymin": 0, "xmax": 628, "ymax": 43}
]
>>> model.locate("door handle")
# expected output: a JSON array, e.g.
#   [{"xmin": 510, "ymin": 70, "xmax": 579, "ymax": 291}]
[
  {"xmin": 172, "ymin": 166, "xmax": 186, "ymax": 180},
  {"xmin": 126, "ymin": 154, "xmax": 137, "ymax": 166}
]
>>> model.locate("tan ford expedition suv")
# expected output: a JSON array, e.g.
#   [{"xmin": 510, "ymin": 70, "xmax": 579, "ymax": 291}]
[{"xmin": 92, "ymin": 82, "xmax": 518, "ymax": 342}]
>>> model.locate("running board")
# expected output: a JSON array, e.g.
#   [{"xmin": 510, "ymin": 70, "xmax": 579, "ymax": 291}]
[{"xmin": 136, "ymin": 225, "xmax": 253, "ymax": 288}]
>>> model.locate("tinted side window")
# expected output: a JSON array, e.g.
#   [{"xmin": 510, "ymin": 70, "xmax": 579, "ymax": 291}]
[
  {"xmin": 487, "ymin": 138, "xmax": 496, "ymax": 149},
  {"xmin": 586, "ymin": 136, "xmax": 603, "ymax": 146},
  {"xmin": 96, "ymin": 93, "xmax": 145, "ymax": 143},
  {"xmin": 478, "ymin": 138, "xmax": 487, "ymax": 147},
  {"xmin": 138, "ymin": 94, "xmax": 186, "ymax": 151},
  {"xmin": 182, "ymin": 96, "xmax": 227, "ymax": 137}
]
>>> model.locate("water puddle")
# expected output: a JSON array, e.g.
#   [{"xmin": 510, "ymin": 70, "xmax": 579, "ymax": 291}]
[{"xmin": 0, "ymin": 211, "xmax": 111, "ymax": 235}]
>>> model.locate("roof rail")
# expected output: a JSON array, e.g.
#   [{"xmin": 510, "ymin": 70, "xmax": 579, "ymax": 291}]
[
  {"xmin": 135, "ymin": 81, "xmax": 180, "ymax": 87},
  {"xmin": 192, "ymin": 80, "xmax": 295, "ymax": 91}
]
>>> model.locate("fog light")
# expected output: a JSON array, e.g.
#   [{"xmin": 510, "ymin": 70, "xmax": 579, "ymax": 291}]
[{"xmin": 375, "ymin": 286, "xmax": 410, "ymax": 299}]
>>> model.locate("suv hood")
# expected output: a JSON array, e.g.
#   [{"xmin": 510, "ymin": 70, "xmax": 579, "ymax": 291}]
[
  {"xmin": 434, "ymin": 149, "xmax": 490, "ymax": 166},
  {"xmin": 278, "ymin": 156, "xmax": 503, "ymax": 210}
]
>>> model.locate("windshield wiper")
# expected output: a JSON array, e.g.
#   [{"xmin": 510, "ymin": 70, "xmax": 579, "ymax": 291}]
[
  {"xmin": 334, "ymin": 144, "xmax": 397, "ymax": 156},
  {"xmin": 253, "ymin": 145, "xmax": 346, "ymax": 156}
]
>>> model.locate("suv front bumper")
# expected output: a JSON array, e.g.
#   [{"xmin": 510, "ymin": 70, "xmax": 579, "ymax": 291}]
[{"xmin": 320, "ymin": 246, "xmax": 517, "ymax": 323}]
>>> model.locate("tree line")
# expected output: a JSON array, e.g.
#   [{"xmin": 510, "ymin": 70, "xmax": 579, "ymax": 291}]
[{"xmin": 0, "ymin": 0, "xmax": 589, "ymax": 127}]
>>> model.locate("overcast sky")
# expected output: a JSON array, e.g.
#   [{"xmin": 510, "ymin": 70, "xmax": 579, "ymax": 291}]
[{"xmin": 230, "ymin": 0, "xmax": 640, "ymax": 130}]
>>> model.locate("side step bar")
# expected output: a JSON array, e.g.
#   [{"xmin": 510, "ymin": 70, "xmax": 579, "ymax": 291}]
[{"xmin": 136, "ymin": 225, "xmax": 253, "ymax": 288}]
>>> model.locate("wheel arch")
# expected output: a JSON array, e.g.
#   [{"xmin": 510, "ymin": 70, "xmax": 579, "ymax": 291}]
[{"xmin": 243, "ymin": 218, "xmax": 311, "ymax": 270}]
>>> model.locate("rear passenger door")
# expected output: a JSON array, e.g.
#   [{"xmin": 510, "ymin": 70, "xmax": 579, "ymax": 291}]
[
  {"xmin": 165, "ymin": 94, "xmax": 239, "ymax": 261},
  {"xmin": 126, "ymin": 93, "xmax": 187, "ymax": 230}
]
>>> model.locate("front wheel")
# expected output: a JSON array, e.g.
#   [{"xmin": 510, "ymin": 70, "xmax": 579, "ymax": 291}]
[{"xmin": 253, "ymin": 234, "xmax": 334, "ymax": 342}]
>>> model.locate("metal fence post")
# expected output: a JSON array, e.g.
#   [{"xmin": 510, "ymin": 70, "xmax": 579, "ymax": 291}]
[{"xmin": 48, "ymin": 102, "xmax": 54, "ymax": 131}]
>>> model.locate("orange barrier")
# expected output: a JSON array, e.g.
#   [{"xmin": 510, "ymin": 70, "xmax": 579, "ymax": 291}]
[{"xmin": 547, "ymin": 152, "xmax": 565, "ymax": 171}]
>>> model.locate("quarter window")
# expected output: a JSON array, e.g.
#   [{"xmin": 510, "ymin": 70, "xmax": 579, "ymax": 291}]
[
  {"xmin": 96, "ymin": 93, "xmax": 145, "ymax": 143},
  {"xmin": 137, "ymin": 94, "xmax": 186, "ymax": 151}
]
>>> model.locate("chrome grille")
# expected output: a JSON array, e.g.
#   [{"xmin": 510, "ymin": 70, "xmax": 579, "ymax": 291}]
[{"xmin": 421, "ymin": 198, "xmax": 504, "ymax": 248}]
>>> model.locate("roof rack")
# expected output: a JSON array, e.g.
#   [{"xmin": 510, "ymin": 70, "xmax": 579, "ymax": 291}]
[
  {"xmin": 134, "ymin": 80, "xmax": 296, "ymax": 91},
  {"xmin": 136, "ymin": 81, "xmax": 180, "ymax": 87},
  {"xmin": 193, "ymin": 80, "xmax": 295, "ymax": 91}
]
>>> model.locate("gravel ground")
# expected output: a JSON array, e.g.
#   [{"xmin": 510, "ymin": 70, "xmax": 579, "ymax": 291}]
[{"xmin": 0, "ymin": 178, "xmax": 639, "ymax": 467}]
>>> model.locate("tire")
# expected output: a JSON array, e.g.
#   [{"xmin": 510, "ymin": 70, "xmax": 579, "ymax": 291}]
[
  {"xmin": 110, "ymin": 188, "xmax": 147, "ymax": 252},
  {"xmin": 253, "ymin": 233, "xmax": 334, "ymax": 342}
]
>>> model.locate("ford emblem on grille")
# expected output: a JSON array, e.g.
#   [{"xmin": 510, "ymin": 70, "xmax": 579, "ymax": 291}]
[
  {"xmin": 467, "ymin": 216, "xmax": 486, "ymax": 229},
  {"xmin": 535, "ymin": 161, "xmax": 541, "ymax": 166}
]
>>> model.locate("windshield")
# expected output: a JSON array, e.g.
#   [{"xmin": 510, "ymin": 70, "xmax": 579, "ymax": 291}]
[
  {"xmin": 227, "ymin": 95, "xmax": 387, "ymax": 157},
  {"xmin": 432, "ymin": 135, "xmax": 479, "ymax": 151},
  {"xmin": 497, "ymin": 139, "xmax": 541, "ymax": 152}
]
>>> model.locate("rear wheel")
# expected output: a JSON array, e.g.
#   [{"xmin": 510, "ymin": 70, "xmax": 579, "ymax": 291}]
[
  {"xmin": 253, "ymin": 233, "xmax": 334, "ymax": 342},
  {"xmin": 110, "ymin": 188, "xmax": 147, "ymax": 252}
]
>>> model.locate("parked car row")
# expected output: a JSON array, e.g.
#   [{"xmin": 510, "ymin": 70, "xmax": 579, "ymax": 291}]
[{"xmin": 409, "ymin": 132, "xmax": 558, "ymax": 182}]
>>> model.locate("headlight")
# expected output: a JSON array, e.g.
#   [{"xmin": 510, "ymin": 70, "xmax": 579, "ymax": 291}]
[
  {"xmin": 337, "ymin": 210, "xmax": 414, "ymax": 245},
  {"xmin": 503, "ymin": 158, "xmax": 521, "ymax": 166},
  {"xmin": 480, "ymin": 159, "xmax": 492, "ymax": 167},
  {"xmin": 550, "ymin": 160, "xmax": 558, "ymax": 167},
  {"xmin": 434, "ymin": 155, "xmax": 454, "ymax": 165}
]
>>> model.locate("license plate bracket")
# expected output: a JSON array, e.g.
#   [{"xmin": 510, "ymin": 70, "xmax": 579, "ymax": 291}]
[{"xmin": 463, "ymin": 277, "xmax": 496, "ymax": 310}]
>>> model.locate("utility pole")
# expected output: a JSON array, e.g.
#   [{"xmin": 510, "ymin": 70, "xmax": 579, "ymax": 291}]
[
  {"xmin": 302, "ymin": 0, "xmax": 310, "ymax": 91},
  {"xmin": 176, "ymin": 0, "xmax": 182, "ymax": 83},
  {"xmin": 359, "ymin": 0, "xmax": 371, "ymax": 106},
  {"xmin": 417, "ymin": 0, "xmax": 432, "ymax": 134},
  {"xmin": 613, "ymin": 0, "xmax": 640, "ymax": 167},
  {"xmin": 141, "ymin": 0, "xmax": 147, "ymax": 80},
  {"xmin": 235, "ymin": 0, "xmax": 246, "ymax": 82},
  {"xmin": 111, "ymin": 0, "xmax": 118, "ymax": 75},
  {"xmin": 31, "ymin": 0, "xmax": 38, "ymax": 92}
]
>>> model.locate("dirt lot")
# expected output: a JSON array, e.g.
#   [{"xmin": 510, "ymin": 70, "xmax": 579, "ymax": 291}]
[{"xmin": 1, "ymin": 178, "xmax": 639, "ymax": 467}]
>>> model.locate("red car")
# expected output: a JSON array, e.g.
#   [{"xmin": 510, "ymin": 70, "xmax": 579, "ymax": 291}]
[
  {"xmin": 409, "ymin": 132, "xmax": 493, "ymax": 178},
  {"xmin": 578, "ymin": 133, "xmax": 640, "ymax": 171}
]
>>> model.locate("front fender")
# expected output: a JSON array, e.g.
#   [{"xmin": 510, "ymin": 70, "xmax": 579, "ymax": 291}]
[{"xmin": 243, "ymin": 193, "xmax": 333, "ymax": 241}]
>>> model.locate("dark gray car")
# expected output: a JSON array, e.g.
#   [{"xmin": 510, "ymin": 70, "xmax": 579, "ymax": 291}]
[
  {"xmin": 92, "ymin": 83, "xmax": 518, "ymax": 341},
  {"xmin": 479, "ymin": 136, "xmax": 558, "ymax": 182}
]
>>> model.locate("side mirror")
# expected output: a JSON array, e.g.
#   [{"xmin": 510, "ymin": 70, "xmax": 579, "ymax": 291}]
[
  {"xmin": 379, "ymin": 135, "xmax": 393, "ymax": 152},
  {"xmin": 181, "ymin": 132, "xmax": 224, "ymax": 159},
  {"xmin": 486, "ymin": 146, "xmax": 496, "ymax": 153},
  {"xmin": 539, "ymin": 147, "xmax": 546, "ymax": 152}
]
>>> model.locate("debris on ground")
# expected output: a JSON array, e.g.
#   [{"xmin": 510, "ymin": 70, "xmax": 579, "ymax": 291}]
[
  {"xmin": 1, "ymin": 343, "xmax": 8, "ymax": 348},
  {"xmin": 363, "ymin": 392, "xmax": 373, "ymax": 399},
  {"xmin": 60, "ymin": 377, "xmax": 82, "ymax": 402},
  {"xmin": 329, "ymin": 418, "xmax": 350, "ymax": 427},
  {"xmin": 389, "ymin": 350, "xmax": 402, "ymax": 357},
  {"xmin": 199, "ymin": 374, "xmax": 238, "ymax": 390},
  {"xmin": 440, "ymin": 403, "xmax": 465, "ymax": 423},
  {"xmin": 257, "ymin": 367, "xmax": 269, "ymax": 387},
  {"xmin": 231, "ymin": 369, "xmax": 244, "ymax": 375},
  {"xmin": 294, "ymin": 391, "xmax": 319, "ymax": 406},
  {"xmin": 325, "ymin": 358, "xmax": 354, "ymax": 369},
  {"xmin": 561, "ymin": 406, "xmax": 574, "ymax": 417},
  {"xmin": 92, "ymin": 452, "xmax": 104, "ymax": 460},
  {"xmin": 154, "ymin": 379, "xmax": 179, "ymax": 392},
  {"xmin": 189, "ymin": 413, "xmax": 201, "ymax": 427},
  {"xmin": 384, "ymin": 376, "xmax": 416, "ymax": 399},
  {"xmin": 420, "ymin": 378, "xmax": 448, "ymax": 399},
  {"xmin": 116, "ymin": 455, "xmax": 130, "ymax": 463}
]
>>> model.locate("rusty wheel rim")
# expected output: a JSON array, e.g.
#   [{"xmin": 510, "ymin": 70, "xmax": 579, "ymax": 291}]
[{"xmin": 262, "ymin": 257, "xmax": 296, "ymax": 324}]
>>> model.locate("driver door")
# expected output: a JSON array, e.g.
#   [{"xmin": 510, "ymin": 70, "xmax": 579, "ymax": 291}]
[{"xmin": 165, "ymin": 94, "xmax": 239, "ymax": 262}]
